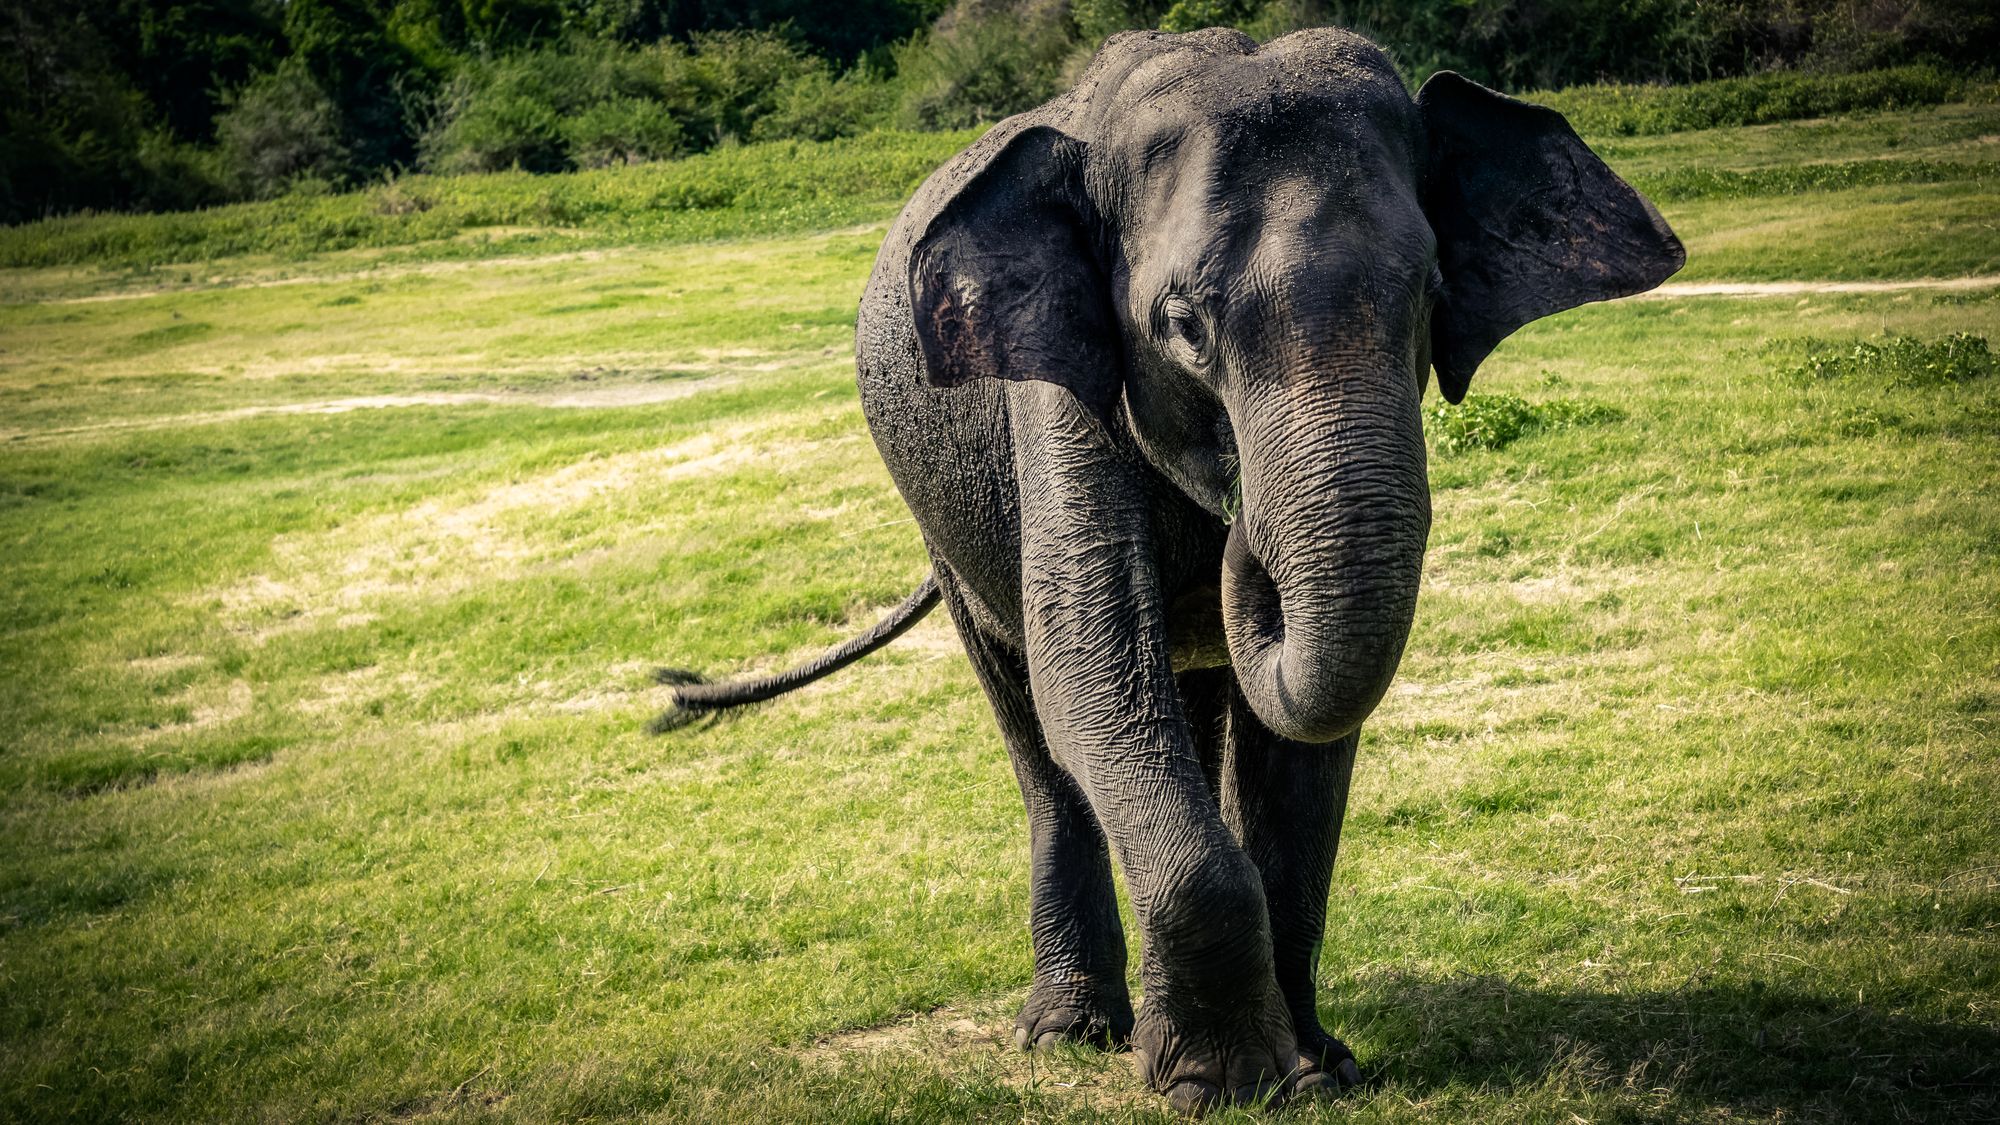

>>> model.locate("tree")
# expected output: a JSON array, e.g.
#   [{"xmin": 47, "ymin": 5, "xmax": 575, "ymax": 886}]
[
  {"xmin": 284, "ymin": 0, "xmax": 428, "ymax": 170},
  {"xmin": 215, "ymin": 62, "xmax": 352, "ymax": 195}
]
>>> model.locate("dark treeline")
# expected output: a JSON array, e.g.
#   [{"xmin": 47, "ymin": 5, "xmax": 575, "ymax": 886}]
[{"xmin": 2, "ymin": 0, "xmax": 1991, "ymax": 223}]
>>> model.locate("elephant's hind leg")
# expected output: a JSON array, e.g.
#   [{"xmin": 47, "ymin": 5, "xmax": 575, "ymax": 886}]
[
  {"xmin": 940, "ymin": 578, "xmax": 1134, "ymax": 1051},
  {"xmin": 1221, "ymin": 697, "xmax": 1365, "ymax": 1093}
]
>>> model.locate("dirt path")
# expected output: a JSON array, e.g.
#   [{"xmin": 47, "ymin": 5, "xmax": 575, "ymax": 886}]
[{"xmin": 1643, "ymin": 275, "xmax": 2000, "ymax": 298}]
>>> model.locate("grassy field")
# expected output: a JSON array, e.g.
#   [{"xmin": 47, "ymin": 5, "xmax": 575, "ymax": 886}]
[{"xmin": 2, "ymin": 96, "xmax": 1998, "ymax": 1123}]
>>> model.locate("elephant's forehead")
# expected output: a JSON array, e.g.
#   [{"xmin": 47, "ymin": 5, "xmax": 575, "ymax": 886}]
[
  {"xmin": 1107, "ymin": 90, "xmax": 1420, "ymax": 210},
  {"xmin": 1099, "ymin": 46, "xmax": 1418, "ymax": 174}
]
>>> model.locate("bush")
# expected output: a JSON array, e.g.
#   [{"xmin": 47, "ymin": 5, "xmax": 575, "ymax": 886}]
[
  {"xmin": 215, "ymin": 64, "xmax": 353, "ymax": 197},
  {"xmin": 1784, "ymin": 333, "xmax": 1995, "ymax": 388},
  {"xmin": 1160, "ymin": 0, "xmax": 1249, "ymax": 32},
  {"xmin": 1427, "ymin": 394, "xmax": 1623, "ymax": 455},
  {"xmin": 417, "ymin": 32, "xmax": 866, "ymax": 174},
  {"xmin": 1071, "ymin": 0, "xmax": 1167, "ymax": 42},
  {"xmin": 891, "ymin": 8, "xmax": 1075, "ymax": 129},
  {"xmin": 0, "ymin": 2, "xmax": 229, "ymax": 222},
  {"xmin": 563, "ymin": 96, "xmax": 686, "ymax": 167},
  {"xmin": 751, "ymin": 68, "xmax": 895, "ymax": 143},
  {"xmin": 420, "ymin": 44, "xmax": 683, "ymax": 173},
  {"xmin": 681, "ymin": 30, "xmax": 828, "ymax": 144},
  {"xmin": 423, "ymin": 85, "xmax": 566, "ymax": 174}
]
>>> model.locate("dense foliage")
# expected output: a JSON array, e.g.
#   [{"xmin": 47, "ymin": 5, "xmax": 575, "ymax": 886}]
[{"xmin": 2, "ymin": 0, "xmax": 1993, "ymax": 223}]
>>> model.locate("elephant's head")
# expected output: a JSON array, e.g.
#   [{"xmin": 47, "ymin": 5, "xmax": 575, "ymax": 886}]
[{"xmin": 908, "ymin": 28, "xmax": 1683, "ymax": 743}]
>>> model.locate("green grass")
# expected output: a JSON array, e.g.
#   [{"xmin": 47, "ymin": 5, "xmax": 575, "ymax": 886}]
[
  {"xmin": 2, "ymin": 98, "xmax": 1998, "ymax": 1123},
  {"xmin": 1530, "ymin": 64, "xmax": 1993, "ymax": 137},
  {"xmin": 0, "ymin": 128, "xmax": 981, "ymax": 274}
]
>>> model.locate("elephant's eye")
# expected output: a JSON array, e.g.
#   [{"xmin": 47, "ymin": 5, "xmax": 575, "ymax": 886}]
[{"xmin": 1161, "ymin": 296, "xmax": 1208, "ymax": 363}]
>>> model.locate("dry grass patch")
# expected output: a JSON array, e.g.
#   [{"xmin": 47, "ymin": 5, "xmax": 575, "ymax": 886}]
[
  {"xmin": 798, "ymin": 999, "xmax": 1157, "ymax": 1115},
  {"xmin": 206, "ymin": 412, "xmax": 851, "ymax": 640}
]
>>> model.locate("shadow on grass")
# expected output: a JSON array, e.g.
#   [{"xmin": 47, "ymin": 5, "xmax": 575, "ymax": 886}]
[{"xmin": 1329, "ymin": 971, "xmax": 2000, "ymax": 1120}]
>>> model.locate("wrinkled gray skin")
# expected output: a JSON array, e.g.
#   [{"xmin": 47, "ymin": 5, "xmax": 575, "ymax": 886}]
[{"xmin": 854, "ymin": 27, "xmax": 1682, "ymax": 1113}]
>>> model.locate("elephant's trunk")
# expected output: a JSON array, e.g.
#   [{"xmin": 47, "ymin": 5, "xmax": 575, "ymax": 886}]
[{"xmin": 1221, "ymin": 371, "xmax": 1431, "ymax": 744}]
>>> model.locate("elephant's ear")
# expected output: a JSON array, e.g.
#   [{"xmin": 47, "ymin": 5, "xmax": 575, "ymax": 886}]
[
  {"xmin": 1417, "ymin": 71, "xmax": 1684, "ymax": 403},
  {"xmin": 908, "ymin": 124, "xmax": 1119, "ymax": 413}
]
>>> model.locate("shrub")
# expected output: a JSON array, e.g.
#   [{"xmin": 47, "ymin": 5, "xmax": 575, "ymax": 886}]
[
  {"xmin": 682, "ymin": 30, "xmax": 828, "ymax": 145},
  {"xmin": 423, "ymin": 84, "xmax": 567, "ymax": 174},
  {"xmin": 563, "ymin": 96, "xmax": 686, "ymax": 167},
  {"xmin": 891, "ymin": 9, "xmax": 1075, "ymax": 130},
  {"xmin": 128, "ymin": 131, "xmax": 231, "ymax": 215},
  {"xmin": 417, "ymin": 33, "xmax": 849, "ymax": 173},
  {"xmin": 1427, "ymin": 394, "xmax": 1623, "ymax": 455},
  {"xmin": 0, "ymin": 9, "xmax": 228, "ymax": 222},
  {"xmin": 751, "ymin": 69, "xmax": 895, "ymax": 143},
  {"xmin": 1784, "ymin": 333, "xmax": 1994, "ymax": 388},
  {"xmin": 1070, "ymin": 0, "xmax": 1168, "ymax": 43},
  {"xmin": 1159, "ymin": 0, "xmax": 1249, "ymax": 33},
  {"xmin": 418, "ymin": 42, "xmax": 698, "ymax": 173},
  {"xmin": 422, "ymin": 55, "xmax": 584, "ymax": 174},
  {"xmin": 215, "ymin": 64, "xmax": 353, "ymax": 197}
]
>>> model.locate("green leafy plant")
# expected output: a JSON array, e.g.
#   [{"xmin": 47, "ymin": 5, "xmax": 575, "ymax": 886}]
[
  {"xmin": 889, "ymin": 10, "xmax": 1075, "ymax": 130},
  {"xmin": 562, "ymin": 96, "xmax": 686, "ymax": 167},
  {"xmin": 1426, "ymin": 393, "xmax": 1624, "ymax": 455},
  {"xmin": 1784, "ymin": 333, "xmax": 1995, "ymax": 388},
  {"xmin": 1159, "ymin": 0, "xmax": 1250, "ymax": 33}
]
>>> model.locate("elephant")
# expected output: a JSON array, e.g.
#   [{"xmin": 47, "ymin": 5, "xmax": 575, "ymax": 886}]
[{"xmin": 654, "ymin": 25, "xmax": 1683, "ymax": 1113}]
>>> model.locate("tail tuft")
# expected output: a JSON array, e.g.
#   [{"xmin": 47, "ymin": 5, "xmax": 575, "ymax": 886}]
[
  {"xmin": 646, "ymin": 702, "xmax": 711, "ymax": 735},
  {"xmin": 647, "ymin": 668, "xmax": 714, "ymax": 734}
]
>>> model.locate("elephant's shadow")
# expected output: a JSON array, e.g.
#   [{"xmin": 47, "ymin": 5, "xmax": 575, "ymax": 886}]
[{"xmin": 1319, "ymin": 972, "xmax": 1998, "ymax": 1119}]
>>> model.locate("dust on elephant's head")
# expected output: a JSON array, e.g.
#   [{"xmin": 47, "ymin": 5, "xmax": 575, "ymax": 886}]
[{"xmin": 907, "ymin": 27, "xmax": 1683, "ymax": 743}]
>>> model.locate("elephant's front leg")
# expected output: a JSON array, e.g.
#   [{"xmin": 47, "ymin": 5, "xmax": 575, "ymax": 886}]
[
  {"xmin": 942, "ymin": 587, "xmax": 1133, "ymax": 1050},
  {"xmin": 1010, "ymin": 386, "xmax": 1298, "ymax": 1112},
  {"xmin": 1221, "ymin": 697, "xmax": 1364, "ymax": 1093}
]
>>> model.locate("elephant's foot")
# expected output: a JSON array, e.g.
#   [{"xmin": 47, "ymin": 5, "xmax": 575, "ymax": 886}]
[
  {"xmin": 1013, "ymin": 974, "xmax": 1134, "ymax": 1051},
  {"xmin": 1133, "ymin": 988, "xmax": 1301, "ymax": 1114},
  {"xmin": 1289, "ymin": 1026, "xmax": 1363, "ymax": 1098}
]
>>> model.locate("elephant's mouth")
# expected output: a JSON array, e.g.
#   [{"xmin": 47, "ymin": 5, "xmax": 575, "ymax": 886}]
[
  {"xmin": 1193, "ymin": 412, "xmax": 1243, "ymax": 524},
  {"xmin": 1168, "ymin": 584, "xmax": 1231, "ymax": 672}
]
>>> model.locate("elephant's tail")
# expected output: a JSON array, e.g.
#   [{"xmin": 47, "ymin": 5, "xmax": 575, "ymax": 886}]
[{"xmin": 647, "ymin": 574, "xmax": 942, "ymax": 733}]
